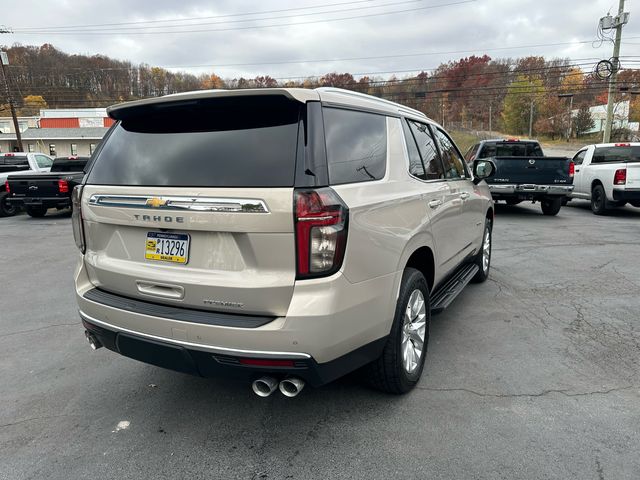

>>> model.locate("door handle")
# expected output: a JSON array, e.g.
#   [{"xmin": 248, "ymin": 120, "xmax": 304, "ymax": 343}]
[
  {"xmin": 136, "ymin": 281, "xmax": 184, "ymax": 300},
  {"xmin": 428, "ymin": 199, "xmax": 443, "ymax": 209},
  {"xmin": 460, "ymin": 192, "xmax": 470, "ymax": 200},
  {"xmin": 575, "ymin": 168, "xmax": 580, "ymax": 172}
]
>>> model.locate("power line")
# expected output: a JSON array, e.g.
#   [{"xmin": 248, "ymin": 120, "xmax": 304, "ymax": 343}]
[
  {"xmin": 12, "ymin": 0, "xmax": 429, "ymax": 33},
  {"xmin": 7, "ymin": 1, "xmax": 476, "ymax": 35}
]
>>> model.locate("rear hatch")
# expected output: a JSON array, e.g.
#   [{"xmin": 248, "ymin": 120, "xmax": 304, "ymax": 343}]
[
  {"xmin": 488, "ymin": 156, "xmax": 572, "ymax": 185},
  {"xmin": 82, "ymin": 95, "xmax": 304, "ymax": 317}
]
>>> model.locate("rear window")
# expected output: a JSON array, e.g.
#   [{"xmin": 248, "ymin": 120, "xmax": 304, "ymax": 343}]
[
  {"xmin": 592, "ymin": 146, "xmax": 640, "ymax": 164},
  {"xmin": 323, "ymin": 108, "xmax": 387, "ymax": 185},
  {"xmin": 86, "ymin": 96, "xmax": 302, "ymax": 187},
  {"xmin": 51, "ymin": 157, "xmax": 89, "ymax": 173},
  {"xmin": 0, "ymin": 155, "xmax": 28, "ymax": 166},
  {"xmin": 479, "ymin": 142, "xmax": 544, "ymax": 158}
]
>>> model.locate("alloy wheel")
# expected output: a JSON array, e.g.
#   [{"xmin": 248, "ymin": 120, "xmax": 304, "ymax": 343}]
[{"xmin": 401, "ymin": 289, "xmax": 427, "ymax": 374}]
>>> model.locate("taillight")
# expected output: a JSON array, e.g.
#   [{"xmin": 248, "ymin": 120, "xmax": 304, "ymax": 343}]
[
  {"xmin": 4, "ymin": 180, "xmax": 9, "ymax": 194},
  {"xmin": 58, "ymin": 179, "xmax": 69, "ymax": 193},
  {"xmin": 614, "ymin": 169, "xmax": 627, "ymax": 185},
  {"xmin": 294, "ymin": 188, "xmax": 348, "ymax": 279},
  {"xmin": 71, "ymin": 185, "xmax": 85, "ymax": 253},
  {"xmin": 569, "ymin": 161, "xmax": 575, "ymax": 178}
]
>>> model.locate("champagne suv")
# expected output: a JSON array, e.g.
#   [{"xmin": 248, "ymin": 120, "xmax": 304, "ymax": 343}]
[{"xmin": 73, "ymin": 88, "xmax": 495, "ymax": 396}]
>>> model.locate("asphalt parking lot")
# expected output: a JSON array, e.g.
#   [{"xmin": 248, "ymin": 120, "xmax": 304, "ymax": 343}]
[{"xmin": 1, "ymin": 202, "xmax": 639, "ymax": 480}]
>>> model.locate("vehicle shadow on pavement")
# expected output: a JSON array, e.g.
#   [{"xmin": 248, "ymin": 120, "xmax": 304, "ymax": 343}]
[{"xmin": 565, "ymin": 200, "xmax": 640, "ymax": 218}]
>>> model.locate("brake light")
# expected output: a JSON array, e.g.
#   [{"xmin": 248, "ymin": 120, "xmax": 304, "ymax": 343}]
[
  {"xmin": 615, "ymin": 143, "xmax": 631, "ymax": 147},
  {"xmin": 71, "ymin": 186, "xmax": 85, "ymax": 253},
  {"xmin": 294, "ymin": 188, "xmax": 348, "ymax": 279},
  {"xmin": 4, "ymin": 180, "xmax": 9, "ymax": 194},
  {"xmin": 4, "ymin": 153, "xmax": 14, "ymax": 157},
  {"xmin": 569, "ymin": 161, "xmax": 575, "ymax": 178},
  {"xmin": 614, "ymin": 169, "xmax": 627, "ymax": 185},
  {"xmin": 58, "ymin": 179, "xmax": 69, "ymax": 193},
  {"xmin": 506, "ymin": 138, "xmax": 520, "ymax": 142}
]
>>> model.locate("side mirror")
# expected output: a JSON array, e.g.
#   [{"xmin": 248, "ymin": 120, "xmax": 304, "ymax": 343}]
[{"xmin": 472, "ymin": 159, "xmax": 495, "ymax": 184}]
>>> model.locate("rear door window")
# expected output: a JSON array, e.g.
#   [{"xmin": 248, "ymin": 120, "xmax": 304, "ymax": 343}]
[
  {"xmin": 323, "ymin": 108, "xmax": 387, "ymax": 185},
  {"xmin": 407, "ymin": 119, "xmax": 444, "ymax": 180},
  {"xmin": 401, "ymin": 119, "xmax": 426, "ymax": 180},
  {"xmin": 572, "ymin": 150, "xmax": 586, "ymax": 166},
  {"xmin": 433, "ymin": 128, "xmax": 466, "ymax": 179},
  {"xmin": 592, "ymin": 146, "xmax": 640, "ymax": 163},
  {"xmin": 36, "ymin": 155, "xmax": 53, "ymax": 169},
  {"xmin": 86, "ymin": 96, "xmax": 302, "ymax": 187}
]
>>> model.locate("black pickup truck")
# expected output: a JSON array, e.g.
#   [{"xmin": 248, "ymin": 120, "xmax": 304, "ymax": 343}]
[
  {"xmin": 465, "ymin": 139, "xmax": 574, "ymax": 216},
  {"xmin": 6, "ymin": 156, "xmax": 89, "ymax": 217}
]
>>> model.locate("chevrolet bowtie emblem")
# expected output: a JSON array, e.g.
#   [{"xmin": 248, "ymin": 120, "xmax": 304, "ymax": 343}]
[{"xmin": 146, "ymin": 197, "xmax": 167, "ymax": 208}]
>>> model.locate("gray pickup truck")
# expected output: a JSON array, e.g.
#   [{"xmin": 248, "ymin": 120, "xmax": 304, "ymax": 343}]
[{"xmin": 464, "ymin": 139, "xmax": 574, "ymax": 216}]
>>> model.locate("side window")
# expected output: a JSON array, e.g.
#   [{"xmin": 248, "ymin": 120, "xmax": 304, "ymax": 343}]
[
  {"xmin": 36, "ymin": 155, "xmax": 53, "ymax": 169},
  {"xmin": 407, "ymin": 120, "xmax": 444, "ymax": 180},
  {"xmin": 464, "ymin": 143, "xmax": 479, "ymax": 162},
  {"xmin": 323, "ymin": 108, "xmax": 387, "ymax": 185},
  {"xmin": 433, "ymin": 128, "xmax": 466, "ymax": 179},
  {"xmin": 401, "ymin": 119, "xmax": 426, "ymax": 180},
  {"xmin": 572, "ymin": 150, "xmax": 586, "ymax": 166}
]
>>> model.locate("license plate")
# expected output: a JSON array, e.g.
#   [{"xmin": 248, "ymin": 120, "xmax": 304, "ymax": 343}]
[{"xmin": 145, "ymin": 232, "xmax": 190, "ymax": 264}]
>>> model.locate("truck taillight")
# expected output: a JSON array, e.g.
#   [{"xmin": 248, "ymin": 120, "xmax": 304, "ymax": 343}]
[
  {"xmin": 569, "ymin": 161, "xmax": 575, "ymax": 178},
  {"xmin": 4, "ymin": 181, "xmax": 9, "ymax": 194},
  {"xmin": 58, "ymin": 179, "xmax": 69, "ymax": 193},
  {"xmin": 294, "ymin": 188, "xmax": 348, "ymax": 279},
  {"xmin": 614, "ymin": 169, "xmax": 627, "ymax": 185},
  {"xmin": 71, "ymin": 186, "xmax": 85, "ymax": 253}
]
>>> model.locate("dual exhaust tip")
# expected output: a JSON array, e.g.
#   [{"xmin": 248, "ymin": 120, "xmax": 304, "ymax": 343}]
[
  {"xmin": 252, "ymin": 376, "xmax": 305, "ymax": 398},
  {"xmin": 85, "ymin": 330, "xmax": 303, "ymax": 397}
]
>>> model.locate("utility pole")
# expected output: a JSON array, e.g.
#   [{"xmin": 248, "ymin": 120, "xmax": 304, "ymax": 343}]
[
  {"xmin": 602, "ymin": 0, "xmax": 629, "ymax": 143},
  {"xmin": 558, "ymin": 93, "xmax": 574, "ymax": 141},
  {"xmin": 489, "ymin": 104, "xmax": 492, "ymax": 137},
  {"xmin": 0, "ymin": 51, "xmax": 23, "ymax": 152}
]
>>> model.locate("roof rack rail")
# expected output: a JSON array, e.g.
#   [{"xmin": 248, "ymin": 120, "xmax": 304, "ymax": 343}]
[{"xmin": 315, "ymin": 87, "xmax": 427, "ymax": 118}]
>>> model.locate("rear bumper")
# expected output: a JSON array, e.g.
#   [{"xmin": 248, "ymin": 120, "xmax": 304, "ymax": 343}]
[
  {"xmin": 489, "ymin": 184, "xmax": 573, "ymax": 197},
  {"xmin": 612, "ymin": 189, "xmax": 640, "ymax": 202},
  {"xmin": 75, "ymin": 257, "xmax": 397, "ymax": 384},
  {"xmin": 7, "ymin": 196, "xmax": 70, "ymax": 208},
  {"xmin": 81, "ymin": 314, "xmax": 386, "ymax": 387}
]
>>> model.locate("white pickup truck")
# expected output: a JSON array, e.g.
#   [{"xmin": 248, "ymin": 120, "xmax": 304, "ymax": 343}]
[
  {"xmin": 568, "ymin": 143, "xmax": 640, "ymax": 215},
  {"xmin": 0, "ymin": 152, "xmax": 54, "ymax": 216}
]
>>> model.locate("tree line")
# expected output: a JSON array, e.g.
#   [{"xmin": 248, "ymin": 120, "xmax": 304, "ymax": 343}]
[{"xmin": 1, "ymin": 44, "xmax": 638, "ymax": 138}]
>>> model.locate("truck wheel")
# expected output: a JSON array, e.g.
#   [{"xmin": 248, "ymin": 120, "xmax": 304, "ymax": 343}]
[
  {"xmin": 591, "ymin": 185, "xmax": 608, "ymax": 215},
  {"xmin": 0, "ymin": 192, "xmax": 17, "ymax": 217},
  {"xmin": 26, "ymin": 206, "xmax": 47, "ymax": 218},
  {"xmin": 505, "ymin": 199, "xmax": 521, "ymax": 206},
  {"xmin": 365, "ymin": 268, "xmax": 429, "ymax": 394},
  {"xmin": 541, "ymin": 198, "xmax": 562, "ymax": 216},
  {"xmin": 471, "ymin": 219, "xmax": 492, "ymax": 283}
]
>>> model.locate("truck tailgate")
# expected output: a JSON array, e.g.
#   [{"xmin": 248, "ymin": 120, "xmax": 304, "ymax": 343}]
[
  {"xmin": 8, "ymin": 173, "xmax": 69, "ymax": 198},
  {"xmin": 488, "ymin": 156, "xmax": 572, "ymax": 185}
]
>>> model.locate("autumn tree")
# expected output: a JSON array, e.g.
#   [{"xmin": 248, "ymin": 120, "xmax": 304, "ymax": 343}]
[
  {"xmin": 200, "ymin": 73, "xmax": 225, "ymax": 90},
  {"xmin": 502, "ymin": 75, "xmax": 544, "ymax": 135},
  {"xmin": 18, "ymin": 95, "xmax": 48, "ymax": 116}
]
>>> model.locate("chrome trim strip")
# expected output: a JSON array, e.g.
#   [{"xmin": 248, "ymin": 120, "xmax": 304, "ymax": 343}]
[
  {"xmin": 88, "ymin": 194, "xmax": 269, "ymax": 213},
  {"xmin": 79, "ymin": 310, "xmax": 311, "ymax": 360}
]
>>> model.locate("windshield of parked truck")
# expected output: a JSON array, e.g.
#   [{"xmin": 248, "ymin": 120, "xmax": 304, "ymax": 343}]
[
  {"xmin": 479, "ymin": 142, "xmax": 544, "ymax": 158},
  {"xmin": 592, "ymin": 145, "xmax": 640, "ymax": 163}
]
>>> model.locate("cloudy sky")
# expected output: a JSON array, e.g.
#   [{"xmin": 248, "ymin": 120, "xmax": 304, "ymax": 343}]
[{"xmin": 2, "ymin": 0, "xmax": 639, "ymax": 80}]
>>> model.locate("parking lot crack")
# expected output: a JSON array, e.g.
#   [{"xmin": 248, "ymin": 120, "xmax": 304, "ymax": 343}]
[
  {"xmin": 417, "ymin": 385, "xmax": 637, "ymax": 398},
  {"xmin": 0, "ymin": 414, "xmax": 71, "ymax": 429},
  {"xmin": 0, "ymin": 322, "xmax": 80, "ymax": 339}
]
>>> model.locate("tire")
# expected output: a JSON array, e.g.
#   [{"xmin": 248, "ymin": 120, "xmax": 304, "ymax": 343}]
[
  {"xmin": 541, "ymin": 198, "xmax": 562, "ymax": 216},
  {"xmin": 505, "ymin": 199, "xmax": 521, "ymax": 206},
  {"xmin": 26, "ymin": 206, "xmax": 47, "ymax": 218},
  {"xmin": 0, "ymin": 192, "xmax": 17, "ymax": 217},
  {"xmin": 471, "ymin": 219, "xmax": 492, "ymax": 283},
  {"xmin": 591, "ymin": 185, "xmax": 608, "ymax": 215},
  {"xmin": 365, "ymin": 268, "xmax": 429, "ymax": 394},
  {"xmin": 630, "ymin": 201, "xmax": 640, "ymax": 208}
]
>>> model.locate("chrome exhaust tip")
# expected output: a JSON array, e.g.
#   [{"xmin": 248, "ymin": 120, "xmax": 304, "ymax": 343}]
[
  {"xmin": 279, "ymin": 377, "xmax": 305, "ymax": 397},
  {"xmin": 252, "ymin": 376, "xmax": 278, "ymax": 397},
  {"xmin": 84, "ymin": 330, "xmax": 102, "ymax": 350}
]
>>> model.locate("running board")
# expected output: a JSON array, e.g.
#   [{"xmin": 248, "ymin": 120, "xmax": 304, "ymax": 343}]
[{"xmin": 430, "ymin": 264, "xmax": 479, "ymax": 314}]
